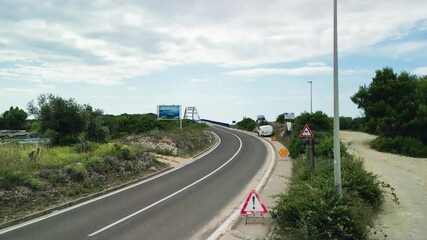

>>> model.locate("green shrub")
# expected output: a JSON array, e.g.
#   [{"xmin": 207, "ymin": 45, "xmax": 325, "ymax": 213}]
[
  {"xmin": 236, "ymin": 117, "xmax": 256, "ymax": 131},
  {"xmin": 289, "ymin": 137, "xmax": 305, "ymax": 159},
  {"xmin": 273, "ymin": 178, "xmax": 372, "ymax": 240},
  {"xmin": 26, "ymin": 178, "xmax": 46, "ymax": 190},
  {"xmin": 371, "ymin": 136, "xmax": 427, "ymax": 157},
  {"xmin": 0, "ymin": 169, "xmax": 29, "ymax": 190},
  {"xmin": 65, "ymin": 164, "xmax": 87, "ymax": 182},
  {"xmin": 315, "ymin": 137, "xmax": 348, "ymax": 159},
  {"xmin": 294, "ymin": 111, "xmax": 332, "ymax": 134},
  {"xmin": 342, "ymin": 157, "xmax": 384, "ymax": 208},
  {"xmin": 274, "ymin": 133, "xmax": 383, "ymax": 239}
]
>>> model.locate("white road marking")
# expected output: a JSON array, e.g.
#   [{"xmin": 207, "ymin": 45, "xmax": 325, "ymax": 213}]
[
  {"xmin": 207, "ymin": 132, "xmax": 276, "ymax": 240},
  {"xmin": 0, "ymin": 131, "xmax": 221, "ymax": 236},
  {"xmin": 88, "ymin": 128, "xmax": 242, "ymax": 237}
]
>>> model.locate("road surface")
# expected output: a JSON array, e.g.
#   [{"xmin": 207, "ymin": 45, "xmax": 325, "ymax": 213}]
[{"xmin": 0, "ymin": 127, "xmax": 269, "ymax": 240}]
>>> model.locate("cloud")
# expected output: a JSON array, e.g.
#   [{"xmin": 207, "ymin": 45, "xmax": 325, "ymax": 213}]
[
  {"xmin": 341, "ymin": 69, "xmax": 371, "ymax": 76},
  {"xmin": 413, "ymin": 67, "xmax": 427, "ymax": 75},
  {"xmin": 0, "ymin": 0, "xmax": 426, "ymax": 85},
  {"xmin": 378, "ymin": 41, "xmax": 427, "ymax": 58},
  {"xmin": 226, "ymin": 66, "xmax": 332, "ymax": 77}
]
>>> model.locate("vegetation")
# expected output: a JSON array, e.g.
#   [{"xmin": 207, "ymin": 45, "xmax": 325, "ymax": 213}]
[
  {"xmin": 351, "ymin": 67, "xmax": 427, "ymax": 157},
  {"xmin": 272, "ymin": 112, "xmax": 384, "ymax": 240},
  {"xmin": 339, "ymin": 116, "xmax": 365, "ymax": 131},
  {"xmin": 27, "ymin": 94, "xmax": 110, "ymax": 146},
  {"xmin": 235, "ymin": 117, "xmax": 256, "ymax": 131},
  {"xmin": 0, "ymin": 121, "xmax": 213, "ymax": 223},
  {"xmin": 1, "ymin": 93, "xmax": 215, "ymax": 223},
  {"xmin": 0, "ymin": 106, "xmax": 28, "ymax": 130}
]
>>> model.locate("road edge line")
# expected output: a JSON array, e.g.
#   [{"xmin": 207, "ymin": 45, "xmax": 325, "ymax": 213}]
[
  {"xmin": 207, "ymin": 130, "xmax": 277, "ymax": 240},
  {"xmin": 0, "ymin": 130, "xmax": 220, "ymax": 234}
]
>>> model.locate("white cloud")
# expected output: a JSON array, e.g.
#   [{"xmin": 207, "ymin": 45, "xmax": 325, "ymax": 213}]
[
  {"xmin": 413, "ymin": 67, "xmax": 427, "ymax": 75},
  {"xmin": 341, "ymin": 69, "xmax": 371, "ymax": 76},
  {"xmin": 379, "ymin": 41, "xmax": 427, "ymax": 58},
  {"xmin": 0, "ymin": 88, "xmax": 35, "ymax": 94},
  {"xmin": 0, "ymin": 0, "xmax": 426, "ymax": 85},
  {"xmin": 226, "ymin": 66, "xmax": 332, "ymax": 77}
]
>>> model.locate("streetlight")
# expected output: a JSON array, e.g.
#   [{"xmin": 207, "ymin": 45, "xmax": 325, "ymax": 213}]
[
  {"xmin": 308, "ymin": 81, "xmax": 312, "ymax": 114},
  {"xmin": 333, "ymin": 0, "xmax": 342, "ymax": 198}
]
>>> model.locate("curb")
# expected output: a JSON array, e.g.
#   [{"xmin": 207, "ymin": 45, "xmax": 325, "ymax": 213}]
[
  {"xmin": 0, "ymin": 167, "xmax": 173, "ymax": 230},
  {"xmin": 0, "ymin": 130, "xmax": 220, "ymax": 231}
]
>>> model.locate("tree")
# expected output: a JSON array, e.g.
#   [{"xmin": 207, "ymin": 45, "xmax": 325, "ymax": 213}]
[
  {"xmin": 27, "ymin": 94, "xmax": 109, "ymax": 145},
  {"xmin": 276, "ymin": 114, "xmax": 285, "ymax": 123},
  {"xmin": 294, "ymin": 111, "xmax": 332, "ymax": 134},
  {"xmin": 2, "ymin": 106, "xmax": 28, "ymax": 130},
  {"xmin": 351, "ymin": 67, "xmax": 425, "ymax": 141},
  {"xmin": 236, "ymin": 117, "xmax": 256, "ymax": 131},
  {"xmin": 83, "ymin": 105, "xmax": 110, "ymax": 142}
]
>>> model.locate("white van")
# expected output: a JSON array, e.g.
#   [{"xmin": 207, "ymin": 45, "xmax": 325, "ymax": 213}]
[{"xmin": 257, "ymin": 125, "xmax": 273, "ymax": 136}]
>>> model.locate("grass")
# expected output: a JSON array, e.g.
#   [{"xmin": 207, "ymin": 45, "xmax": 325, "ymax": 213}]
[{"xmin": 0, "ymin": 122, "xmax": 214, "ymax": 224}]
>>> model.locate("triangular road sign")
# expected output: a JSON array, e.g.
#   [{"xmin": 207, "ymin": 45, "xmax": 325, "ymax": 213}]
[
  {"xmin": 300, "ymin": 124, "xmax": 314, "ymax": 138},
  {"xmin": 241, "ymin": 189, "xmax": 268, "ymax": 214}
]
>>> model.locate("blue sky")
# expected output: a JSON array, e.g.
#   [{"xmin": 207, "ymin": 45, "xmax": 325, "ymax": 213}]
[{"xmin": 1, "ymin": 0, "xmax": 427, "ymax": 123}]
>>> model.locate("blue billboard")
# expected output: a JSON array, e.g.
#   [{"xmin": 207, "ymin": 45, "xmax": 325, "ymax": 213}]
[{"xmin": 157, "ymin": 105, "xmax": 181, "ymax": 120}]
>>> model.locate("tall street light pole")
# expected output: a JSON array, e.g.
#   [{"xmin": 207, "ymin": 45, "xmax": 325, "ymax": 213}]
[
  {"xmin": 333, "ymin": 0, "xmax": 342, "ymax": 198},
  {"xmin": 308, "ymin": 81, "xmax": 312, "ymax": 114},
  {"xmin": 309, "ymin": 81, "xmax": 313, "ymax": 114}
]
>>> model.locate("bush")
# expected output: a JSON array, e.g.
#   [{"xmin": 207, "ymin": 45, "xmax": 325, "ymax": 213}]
[
  {"xmin": 273, "ymin": 133, "xmax": 383, "ymax": 239},
  {"xmin": 236, "ymin": 117, "xmax": 256, "ymax": 131},
  {"xmin": 342, "ymin": 157, "xmax": 384, "ymax": 208},
  {"xmin": 294, "ymin": 111, "xmax": 332, "ymax": 134},
  {"xmin": 315, "ymin": 137, "xmax": 348, "ymax": 159},
  {"xmin": 371, "ymin": 136, "xmax": 427, "ymax": 157},
  {"xmin": 0, "ymin": 169, "xmax": 29, "ymax": 190},
  {"xmin": 273, "ymin": 176, "xmax": 373, "ymax": 240}
]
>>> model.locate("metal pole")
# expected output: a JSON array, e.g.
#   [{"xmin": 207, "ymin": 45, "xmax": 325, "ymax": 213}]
[
  {"xmin": 309, "ymin": 138, "xmax": 314, "ymax": 178},
  {"xmin": 333, "ymin": 0, "xmax": 342, "ymax": 198},
  {"xmin": 308, "ymin": 81, "xmax": 312, "ymax": 114}
]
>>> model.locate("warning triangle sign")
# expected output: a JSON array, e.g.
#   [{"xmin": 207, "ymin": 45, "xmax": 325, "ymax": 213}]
[
  {"xmin": 240, "ymin": 190, "xmax": 268, "ymax": 214},
  {"xmin": 300, "ymin": 124, "xmax": 314, "ymax": 138}
]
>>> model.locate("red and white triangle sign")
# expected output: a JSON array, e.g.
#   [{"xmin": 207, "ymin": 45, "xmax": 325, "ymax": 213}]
[
  {"xmin": 240, "ymin": 189, "xmax": 268, "ymax": 214},
  {"xmin": 300, "ymin": 124, "xmax": 314, "ymax": 138}
]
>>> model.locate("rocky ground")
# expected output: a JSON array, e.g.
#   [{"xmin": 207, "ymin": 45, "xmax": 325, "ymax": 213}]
[{"xmin": 341, "ymin": 131, "xmax": 427, "ymax": 240}]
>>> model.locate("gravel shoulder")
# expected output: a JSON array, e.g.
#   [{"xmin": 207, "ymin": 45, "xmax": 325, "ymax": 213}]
[{"xmin": 341, "ymin": 131, "xmax": 427, "ymax": 240}]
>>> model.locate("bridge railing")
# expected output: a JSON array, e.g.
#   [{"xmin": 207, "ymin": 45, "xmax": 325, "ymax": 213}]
[{"xmin": 201, "ymin": 119, "xmax": 230, "ymax": 127}]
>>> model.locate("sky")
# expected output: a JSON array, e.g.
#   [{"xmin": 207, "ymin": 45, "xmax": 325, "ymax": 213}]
[{"xmin": 1, "ymin": 0, "xmax": 427, "ymax": 123}]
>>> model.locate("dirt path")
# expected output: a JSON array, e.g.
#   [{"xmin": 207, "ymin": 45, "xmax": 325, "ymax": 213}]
[{"xmin": 341, "ymin": 131, "xmax": 427, "ymax": 240}]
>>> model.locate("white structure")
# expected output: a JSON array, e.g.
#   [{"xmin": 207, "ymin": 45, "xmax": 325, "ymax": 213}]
[{"xmin": 183, "ymin": 107, "xmax": 201, "ymax": 122}]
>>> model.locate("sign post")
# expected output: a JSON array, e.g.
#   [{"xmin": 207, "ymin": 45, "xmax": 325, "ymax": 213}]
[
  {"xmin": 300, "ymin": 124, "xmax": 315, "ymax": 178},
  {"xmin": 157, "ymin": 105, "xmax": 182, "ymax": 129}
]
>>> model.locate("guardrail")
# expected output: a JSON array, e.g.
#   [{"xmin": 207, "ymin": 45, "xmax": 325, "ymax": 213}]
[{"xmin": 201, "ymin": 119, "xmax": 230, "ymax": 127}]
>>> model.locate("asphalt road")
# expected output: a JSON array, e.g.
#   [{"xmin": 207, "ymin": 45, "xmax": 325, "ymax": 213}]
[{"xmin": 0, "ymin": 126, "xmax": 267, "ymax": 240}]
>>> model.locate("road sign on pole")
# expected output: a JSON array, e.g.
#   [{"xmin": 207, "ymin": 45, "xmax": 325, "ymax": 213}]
[
  {"xmin": 300, "ymin": 124, "xmax": 314, "ymax": 138},
  {"xmin": 300, "ymin": 124, "xmax": 315, "ymax": 178}
]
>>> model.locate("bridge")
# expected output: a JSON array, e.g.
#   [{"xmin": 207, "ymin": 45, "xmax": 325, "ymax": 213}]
[{"xmin": 183, "ymin": 107, "xmax": 230, "ymax": 127}]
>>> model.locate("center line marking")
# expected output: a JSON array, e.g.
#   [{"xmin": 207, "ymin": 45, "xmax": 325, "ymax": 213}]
[{"xmin": 88, "ymin": 128, "xmax": 242, "ymax": 237}]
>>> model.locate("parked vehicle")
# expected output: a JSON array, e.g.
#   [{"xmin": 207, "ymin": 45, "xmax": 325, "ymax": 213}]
[{"xmin": 257, "ymin": 125, "xmax": 273, "ymax": 136}]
